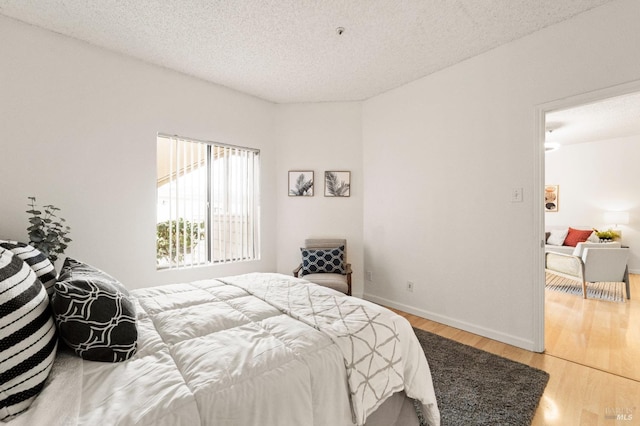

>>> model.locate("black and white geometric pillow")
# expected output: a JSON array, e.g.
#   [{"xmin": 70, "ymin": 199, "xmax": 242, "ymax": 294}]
[
  {"xmin": 53, "ymin": 257, "xmax": 137, "ymax": 362},
  {"xmin": 0, "ymin": 248, "xmax": 57, "ymax": 421},
  {"xmin": 300, "ymin": 245, "xmax": 346, "ymax": 276},
  {"xmin": 0, "ymin": 240, "xmax": 57, "ymax": 299}
]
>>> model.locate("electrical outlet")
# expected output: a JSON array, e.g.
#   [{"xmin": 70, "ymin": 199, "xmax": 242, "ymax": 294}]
[
  {"xmin": 406, "ymin": 281, "xmax": 414, "ymax": 292},
  {"xmin": 366, "ymin": 271, "xmax": 373, "ymax": 281}
]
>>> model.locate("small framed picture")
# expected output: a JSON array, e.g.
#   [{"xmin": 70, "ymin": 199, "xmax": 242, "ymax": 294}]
[
  {"xmin": 325, "ymin": 171, "xmax": 351, "ymax": 197},
  {"xmin": 288, "ymin": 171, "xmax": 314, "ymax": 196},
  {"xmin": 545, "ymin": 185, "xmax": 559, "ymax": 212}
]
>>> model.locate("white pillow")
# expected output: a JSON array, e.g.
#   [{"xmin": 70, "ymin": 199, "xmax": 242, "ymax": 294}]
[{"xmin": 547, "ymin": 228, "xmax": 568, "ymax": 246}]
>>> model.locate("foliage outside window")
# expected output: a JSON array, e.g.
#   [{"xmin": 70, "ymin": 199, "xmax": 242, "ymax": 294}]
[
  {"xmin": 156, "ymin": 218, "xmax": 205, "ymax": 265},
  {"xmin": 156, "ymin": 134, "xmax": 260, "ymax": 269}
]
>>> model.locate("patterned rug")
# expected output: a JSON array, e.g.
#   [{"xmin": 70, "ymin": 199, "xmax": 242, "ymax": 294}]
[
  {"xmin": 545, "ymin": 272, "xmax": 625, "ymax": 302},
  {"xmin": 413, "ymin": 327, "xmax": 549, "ymax": 426}
]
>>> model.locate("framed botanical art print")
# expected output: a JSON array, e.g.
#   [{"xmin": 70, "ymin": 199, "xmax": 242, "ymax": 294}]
[
  {"xmin": 288, "ymin": 171, "xmax": 314, "ymax": 196},
  {"xmin": 545, "ymin": 185, "xmax": 559, "ymax": 212},
  {"xmin": 324, "ymin": 171, "xmax": 351, "ymax": 197}
]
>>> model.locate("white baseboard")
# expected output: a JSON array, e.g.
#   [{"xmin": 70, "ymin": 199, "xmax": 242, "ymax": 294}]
[{"xmin": 363, "ymin": 293, "xmax": 538, "ymax": 352}]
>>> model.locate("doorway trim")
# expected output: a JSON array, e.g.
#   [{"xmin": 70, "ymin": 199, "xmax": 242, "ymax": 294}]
[{"xmin": 533, "ymin": 78, "xmax": 640, "ymax": 353}]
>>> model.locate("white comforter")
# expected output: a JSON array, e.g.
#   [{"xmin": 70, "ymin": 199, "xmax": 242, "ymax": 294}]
[{"xmin": 9, "ymin": 273, "xmax": 439, "ymax": 426}]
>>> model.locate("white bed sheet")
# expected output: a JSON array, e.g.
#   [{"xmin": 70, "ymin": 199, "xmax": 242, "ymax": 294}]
[{"xmin": 6, "ymin": 273, "xmax": 439, "ymax": 426}]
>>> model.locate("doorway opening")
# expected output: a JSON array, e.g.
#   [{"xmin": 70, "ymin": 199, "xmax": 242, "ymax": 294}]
[{"xmin": 538, "ymin": 81, "xmax": 640, "ymax": 380}]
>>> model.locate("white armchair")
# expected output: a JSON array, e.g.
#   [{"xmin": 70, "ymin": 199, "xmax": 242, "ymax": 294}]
[{"xmin": 545, "ymin": 242, "xmax": 630, "ymax": 299}]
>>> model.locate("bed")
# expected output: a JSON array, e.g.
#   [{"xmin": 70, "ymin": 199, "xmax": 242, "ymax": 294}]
[{"xmin": 3, "ymin": 257, "xmax": 440, "ymax": 426}]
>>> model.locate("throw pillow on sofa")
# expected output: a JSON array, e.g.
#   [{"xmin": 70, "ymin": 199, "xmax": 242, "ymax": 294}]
[
  {"xmin": 563, "ymin": 227, "xmax": 595, "ymax": 247},
  {"xmin": 546, "ymin": 228, "xmax": 569, "ymax": 246}
]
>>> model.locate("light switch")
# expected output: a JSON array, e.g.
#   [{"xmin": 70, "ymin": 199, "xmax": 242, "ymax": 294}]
[{"xmin": 511, "ymin": 187, "xmax": 523, "ymax": 203}]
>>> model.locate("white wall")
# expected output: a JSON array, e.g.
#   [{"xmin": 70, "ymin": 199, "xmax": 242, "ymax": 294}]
[
  {"xmin": 0, "ymin": 16, "xmax": 278, "ymax": 288},
  {"xmin": 274, "ymin": 103, "xmax": 364, "ymax": 295},
  {"xmin": 362, "ymin": 0, "xmax": 640, "ymax": 350},
  {"xmin": 3, "ymin": 0, "xmax": 640, "ymax": 352},
  {"xmin": 546, "ymin": 135, "xmax": 640, "ymax": 272}
]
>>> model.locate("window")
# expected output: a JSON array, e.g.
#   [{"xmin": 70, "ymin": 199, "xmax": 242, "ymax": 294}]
[{"xmin": 156, "ymin": 134, "xmax": 260, "ymax": 269}]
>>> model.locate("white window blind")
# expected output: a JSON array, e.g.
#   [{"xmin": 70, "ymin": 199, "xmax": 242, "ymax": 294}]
[{"xmin": 156, "ymin": 134, "xmax": 260, "ymax": 269}]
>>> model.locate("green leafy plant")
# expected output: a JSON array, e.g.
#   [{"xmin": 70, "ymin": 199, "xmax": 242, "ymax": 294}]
[
  {"xmin": 26, "ymin": 196, "xmax": 72, "ymax": 262},
  {"xmin": 156, "ymin": 218, "xmax": 205, "ymax": 265},
  {"xmin": 593, "ymin": 228, "xmax": 619, "ymax": 240}
]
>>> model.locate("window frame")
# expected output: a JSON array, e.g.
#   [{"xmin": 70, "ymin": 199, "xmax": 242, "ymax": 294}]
[{"xmin": 156, "ymin": 133, "xmax": 261, "ymax": 270}]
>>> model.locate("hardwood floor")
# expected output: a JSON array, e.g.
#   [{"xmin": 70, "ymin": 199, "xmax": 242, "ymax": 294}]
[
  {"xmin": 395, "ymin": 290, "xmax": 640, "ymax": 425},
  {"xmin": 545, "ymin": 273, "xmax": 640, "ymax": 381}
]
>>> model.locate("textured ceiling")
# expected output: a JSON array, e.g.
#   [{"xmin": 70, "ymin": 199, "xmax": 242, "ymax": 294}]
[
  {"xmin": 0, "ymin": 0, "xmax": 614, "ymax": 103},
  {"xmin": 546, "ymin": 91, "xmax": 640, "ymax": 146}
]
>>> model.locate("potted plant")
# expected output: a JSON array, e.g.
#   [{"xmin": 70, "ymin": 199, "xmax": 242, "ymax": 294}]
[
  {"xmin": 26, "ymin": 196, "xmax": 72, "ymax": 262},
  {"xmin": 593, "ymin": 228, "xmax": 619, "ymax": 242}
]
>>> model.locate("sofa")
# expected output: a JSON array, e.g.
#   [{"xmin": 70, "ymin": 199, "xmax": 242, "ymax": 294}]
[
  {"xmin": 545, "ymin": 226, "xmax": 600, "ymax": 254},
  {"xmin": 544, "ymin": 226, "xmax": 630, "ymax": 299}
]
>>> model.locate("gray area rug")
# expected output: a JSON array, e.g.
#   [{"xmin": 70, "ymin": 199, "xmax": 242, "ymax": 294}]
[
  {"xmin": 545, "ymin": 272, "xmax": 624, "ymax": 302},
  {"xmin": 413, "ymin": 327, "xmax": 549, "ymax": 426}
]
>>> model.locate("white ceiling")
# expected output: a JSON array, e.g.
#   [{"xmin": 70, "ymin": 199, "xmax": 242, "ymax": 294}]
[
  {"xmin": 546, "ymin": 91, "xmax": 640, "ymax": 146},
  {"xmin": 0, "ymin": 0, "xmax": 614, "ymax": 104},
  {"xmin": 3, "ymin": 0, "xmax": 637, "ymax": 144}
]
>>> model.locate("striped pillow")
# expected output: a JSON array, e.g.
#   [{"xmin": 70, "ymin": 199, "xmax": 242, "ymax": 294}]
[
  {"xmin": 0, "ymin": 248, "xmax": 57, "ymax": 421},
  {"xmin": 0, "ymin": 241, "xmax": 57, "ymax": 299}
]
